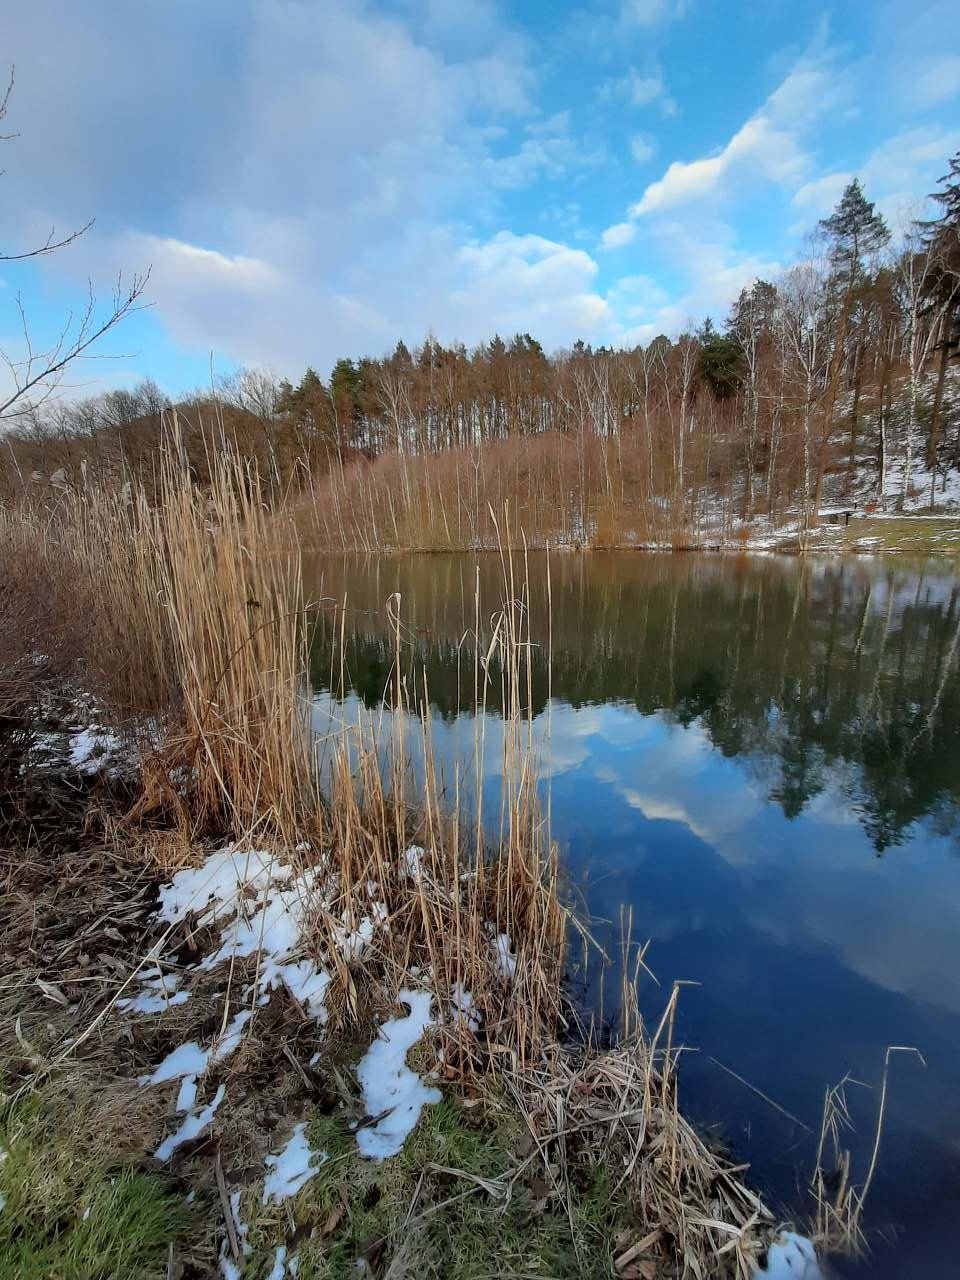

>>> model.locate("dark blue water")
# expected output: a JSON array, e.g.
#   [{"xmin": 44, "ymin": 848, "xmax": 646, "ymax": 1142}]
[{"xmin": 306, "ymin": 551, "xmax": 960, "ymax": 1279}]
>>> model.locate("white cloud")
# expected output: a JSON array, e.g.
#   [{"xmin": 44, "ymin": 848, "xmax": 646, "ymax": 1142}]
[
  {"xmin": 630, "ymin": 133, "xmax": 656, "ymax": 165},
  {"xmin": 598, "ymin": 66, "xmax": 676, "ymax": 116},
  {"xmin": 629, "ymin": 70, "xmax": 667, "ymax": 107},
  {"xmin": 791, "ymin": 172, "xmax": 854, "ymax": 216},
  {"xmin": 139, "ymin": 237, "xmax": 278, "ymax": 292},
  {"xmin": 607, "ymin": 222, "xmax": 782, "ymax": 343},
  {"xmin": 1, "ymin": 0, "xmax": 621, "ymax": 376},
  {"xmin": 600, "ymin": 222, "xmax": 637, "ymax": 251},
  {"xmin": 787, "ymin": 123, "xmax": 960, "ymax": 237},
  {"xmin": 78, "ymin": 225, "xmax": 609, "ymax": 371},
  {"xmin": 454, "ymin": 232, "xmax": 610, "ymax": 336},
  {"xmin": 913, "ymin": 55, "xmax": 960, "ymax": 108},
  {"xmin": 861, "ymin": 126, "xmax": 960, "ymax": 210},
  {"xmin": 619, "ymin": 0, "xmax": 690, "ymax": 26},
  {"xmin": 628, "ymin": 46, "xmax": 846, "ymax": 218}
]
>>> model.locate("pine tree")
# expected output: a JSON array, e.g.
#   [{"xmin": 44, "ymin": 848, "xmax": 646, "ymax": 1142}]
[
  {"xmin": 921, "ymin": 151, "xmax": 960, "ymax": 340},
  {"xmin": 819, "ymin": 178, "xmax": 890, "ymax": 282},
  {"xmin": 817, "ymin": 181, "xmax": 891, "ymax": 495},
  {"xmin": 918, "ymin": 153, "xmax": 960, "ymax": 486},
  {"xmin": 696, "ymin": 317, "xmax": 744, "ymax": 399}
]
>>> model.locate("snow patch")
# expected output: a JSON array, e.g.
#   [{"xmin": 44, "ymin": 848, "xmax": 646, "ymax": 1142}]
[
  {"xmin": 759, "ymin": 1231, "xmax": 823, "ymax": 1279},
  {"xmin": 270, "ymin": 960, "xmax": 331, "ymax": 1020},
  {"xmin": 68, "ymin": 725, "xmax": 124, "ymax": 773},
  {"xmin": 176, "ymin": 1076, "xmax": 198, "ymax": 1114},
  {"xmin": 492, "ymin": 932, "xmax": 517, "ymax": 981},
  {"xmin": 117, "ymin": 971, "xmax": 190, "ymax": 1015},
  {"xmin": 266, "ymin": 1245, "xmax": 289, "ymax": 1280},
  {"xmin": 142, "ymin": 1040, "xmax": 208, "ymax": 1085},
  {"xmin": 154, "ymin": 1084, "xmax": 225, "ymax": 1161},
  {"xmin": 263, "ymin": 1123, "xmax": 321, "ymax": 1203},
  {"xmin": 156, "ymin": 847, "xmax": 291, "ymax": 927},
  {"xmin": 150, "ymin": 845, "xmax": 335, "ymax": 1025},
  {"xmin": 218, "ymin": 1189, "xmax": 251, "ymax": 1280},
  {"xmin": 404, "ymin": 844, "xmax": 426, "ymax": 881},
  {"xmin": 451, "ymin": 983, "xmax": 480, "ymax": 1032},
  {"xmin": 356, "ymin": 990, "xmax": 440, "ymax": 1160},
  {"xmin": 140, "ymin": 1008, "xmax": 251, "ymax": 1087}
]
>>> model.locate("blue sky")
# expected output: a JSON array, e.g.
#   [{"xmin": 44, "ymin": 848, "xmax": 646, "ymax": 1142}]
[{"xmin": 2, "ymin": 0, "xmax": 959, "ymax": 399}]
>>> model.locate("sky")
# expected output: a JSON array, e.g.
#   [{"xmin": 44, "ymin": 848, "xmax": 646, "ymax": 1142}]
[{"xmin": 1, "ymin": 0, "xmax": 959, "ymax": 399}]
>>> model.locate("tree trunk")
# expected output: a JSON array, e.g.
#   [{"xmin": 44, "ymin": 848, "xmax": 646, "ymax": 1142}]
[{"xmin": 926, "ymin": 332, "xmax": 951, "ymax": 508}]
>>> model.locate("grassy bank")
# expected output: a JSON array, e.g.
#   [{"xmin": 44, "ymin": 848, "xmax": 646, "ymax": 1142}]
[
  {"xmin": 787, "ymin": 513, "xmax": 960, "ymax": 555},
  {"xmin": 1, "ymin": 437, "xmax": 877, "ymax": 1278}
]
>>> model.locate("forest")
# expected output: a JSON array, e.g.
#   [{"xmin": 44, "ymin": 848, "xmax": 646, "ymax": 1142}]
[{"xmin": 3, "ymin": 164, "xmax": 960, "ymax": 551}]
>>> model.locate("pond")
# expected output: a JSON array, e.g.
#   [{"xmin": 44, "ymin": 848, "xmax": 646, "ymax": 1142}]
[{"xmin": 305, "ymin": 550, "xmax": 960, "ymax": 1280}]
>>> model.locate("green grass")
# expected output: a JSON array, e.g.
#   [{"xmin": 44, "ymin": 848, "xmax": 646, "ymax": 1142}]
[
  {"xmin": 801, "ymin": 514, "xmax": 960, "ymax": 554},
  {"xmin": 237, "ymin": 1097, "xmax": 634, "ymax": 1280},
  {"xmin": 0, "ymin": 1070, "xmax": 640, "ymax": 1279},
  {"xmin": 0, "ymin": 1087, "xmax": 190, "ymax": 1280}
]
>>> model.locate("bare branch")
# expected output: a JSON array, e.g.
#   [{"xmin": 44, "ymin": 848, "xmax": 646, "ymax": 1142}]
[
  {"xmin": 0, "ymin": 217, "xmax": 95, "ymax": 263},
  {"xmin": 0, "ymin": 269, "xmax": 152, "ymax": 420}
]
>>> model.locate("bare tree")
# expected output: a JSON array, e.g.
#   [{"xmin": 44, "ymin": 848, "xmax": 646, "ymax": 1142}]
[
  {"xmin": 0, "ymin": 67, "xmax": 149, "ymax": 422},
  {"xmin": 895, "ymin": 225, "xmax": 947, "ymax": 508},
  {"xmin": 777, "ymin": 262, "xmax": 830, "ymax": 532}
]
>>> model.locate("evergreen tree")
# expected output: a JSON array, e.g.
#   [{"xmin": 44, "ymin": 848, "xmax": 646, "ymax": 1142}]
[
  {"xmin": 728, "ymin": 280, "xmax": 778, "ymax": 340},
  {"xmin": 697, "ymin": 317, "xmax": 744, "ymax": 399},
  {"xmin": 921, "ymin": 151, "xmax": 960, "ymax": 347},
  {"xmin": 330, "ymin": 358, "xmax": 363, "ymax": 445},
  {"xmin": 918, "ymin": 153, "xmax": 960, "ymax": 481},
  {"xmin": 819, "ymin": 178, "xmax": 890, "ymax": 282}
]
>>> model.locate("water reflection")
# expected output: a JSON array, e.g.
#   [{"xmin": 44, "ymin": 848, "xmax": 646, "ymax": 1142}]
[
  {"xmin": 306, "ymin": 552, "xmax": 960, "ymax": 1279},
  {"xmin": 308, "ymin": 552, "xmax": 960, "ymax": 854}
]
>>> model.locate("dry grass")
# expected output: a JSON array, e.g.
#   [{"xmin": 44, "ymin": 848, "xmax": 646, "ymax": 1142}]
[
  {"xmin": 294, "ymin": 429, "xmax": 743, "ymax": 552},
  {"xmin": 810, "ymin": 1046, "xmax": 926, "ymax": 1258},
  {"xmin": 0, "ymin": 416, "xmax": 310, "ymax": 835}
]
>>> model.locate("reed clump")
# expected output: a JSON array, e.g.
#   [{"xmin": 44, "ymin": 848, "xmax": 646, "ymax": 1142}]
[{"xmin": 0, "ymin": 418, "xmax": 310, "ymax": 834}]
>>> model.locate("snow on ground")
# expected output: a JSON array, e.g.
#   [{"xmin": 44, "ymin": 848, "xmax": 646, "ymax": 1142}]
[
  {"xmin": 154, "ymin": 1084, "xmax": 226, "ymax": 1161},
  {"xmin": 132, "ymin": 846, "xmax": 340, "ymax": 1172},
  {"xmin": 491, "ymin": 931, "xmax": 517, "ymax": 981},
  {"xmin": 142, "ymin": 1040, "xmax": 209, "ymax": 1085},
  {"xmin": 262, "ymin": 1123, "xmax": 323, "ymax": 1202},
  {"xmin": 116, "ymin": 971, "xmax": 190, "ymax": 1015},
  {"xmin": 758, "ymin": 1231, "xmax": 823, "ymax": 1278},
  {"xmin": 404, "ymin": 844, "xmax": 426, "ymax": 881},
  {"xmin": 176, "ymin": 1076, "xmax": 198, "ymax": 1113},
  {"xmin": 154, "ymin": 845, "xmax": 335, "ymax": 1022},
  {"xmin": 219, "ymin": 1190, "xmax": 251, "ymax": 1280},
  {"xmin": 356, "ymin": 990, "xmax": 440, "ymax": 1160},
  {"xmin": 125, "ymin": 840, "xmax": 445, "ymax": 1220},
  {"xmin": 156, "ymin": 847, "xmax": 295, "ymax": 927},
  {"xmin": 139, "ymin": 1008, "xmax": 253, "ymax": 1092},
  {"xmin": 265, "ymin": 1246, "xmax": 289, "ymax": 1280},
  {"xmin": 68, "ymin": 725, "xmax": 124, "ymax": 773},
  {"xmin": 451, "ymin": 982, "xmax": 480, "ymax": 1032}
]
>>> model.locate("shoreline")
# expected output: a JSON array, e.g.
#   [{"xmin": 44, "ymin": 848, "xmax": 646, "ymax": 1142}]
[{"xmin": 298, "ymin": 512, "xmax": 960, "ymax": 559}]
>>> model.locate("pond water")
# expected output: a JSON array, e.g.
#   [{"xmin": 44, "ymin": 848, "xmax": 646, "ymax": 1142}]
[{"xmin": 305, "ymin": 551, "xmax": 960, "ymax": 1279}]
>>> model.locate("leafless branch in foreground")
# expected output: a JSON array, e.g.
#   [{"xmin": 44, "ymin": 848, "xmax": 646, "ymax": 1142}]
[
  {"xmin": 0, "ymin": 270, "xmax": 151, "ymax": 421},
  {"xmin": 0, "ymin": 65, "xmax": 151, "ymax": 421}
]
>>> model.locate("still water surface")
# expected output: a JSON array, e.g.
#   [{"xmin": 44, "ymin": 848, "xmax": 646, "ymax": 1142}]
[{"xmin": 306, "ymin": 552, "xmax": 960, "ymax": 1279}]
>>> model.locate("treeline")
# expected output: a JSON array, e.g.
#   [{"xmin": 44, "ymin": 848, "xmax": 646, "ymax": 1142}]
[{"xmin": 3, "ymin": 162, "xmax": 959, "ymax": 546}]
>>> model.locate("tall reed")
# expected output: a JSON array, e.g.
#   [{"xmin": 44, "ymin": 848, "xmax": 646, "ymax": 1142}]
[{"xmin": 2, "ymin": 416, "xmax": 310, "ymax": 834}]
